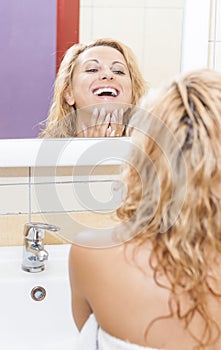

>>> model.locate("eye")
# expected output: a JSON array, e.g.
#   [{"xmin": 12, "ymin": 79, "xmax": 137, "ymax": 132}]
[
  {"xmin": 113, "ymin": 70, "xmax": 126, "ymax": 75},
  {"xmin": 85, "ymin": 68, "xmax": 98, "ymax": 73}
]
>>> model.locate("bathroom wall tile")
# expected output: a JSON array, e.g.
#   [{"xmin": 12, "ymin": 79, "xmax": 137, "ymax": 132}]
[
  {"xmin": 31, "ymin": 165, "xmax": 121, "ymax": 184},
  {"xmin": 0, "ymin": 184, "xmax": 29, "ymax": 214},
  {"xmin": 92, "ymin": 0, "xmax": 145, "ymax": 8},
  {"xmin": 207, "ymin": 42, "xmax": 215, "ymax": 69},
  {"xmin": 216, "ymin": 0, "xmax": 221, "ymax": 41},
  {"xmin": 145, "ymin": 0, "xmax": 183, "ymax": 8},
  {"xmin": 214, "ymin": 42, "xmax": 221, "ymax": 72},
  {"xmin": 30, "ymin": 211, "xmax": 119, "ymax": 243},
  {"xmin": 143, "ymin": 8, "xmax": 183, "ymax": 87},
  {"xmin": 0, "ymin": 214, "xmax": 29, "ymax": 246},
  {"xmin": 80, "ymin": 0, "xmax": 93, "ymax": 6},
  {"xmin": 91, "ymin": 6, "xmax": 144, "ymax": 73},
  {"xmin": 0, "ymin": 214, "xmax": 67, "ymax": 246},
  {"xmin": 85, "ymin": 0, "xmax": 183, "ymax": 10},
  {"xmin": 0, "ymin": 167, "xmax": 29, "ymax": 185},
  {"xmin": 80, "ymin": 0, "xmax": 184, "ymax": 85},
  {"xmin": 79, "ymin": 6, "xmax": 93, "ymax": 42},
  {"xmin": 209, "ymin": 0, "xmax": 216, "ymax": 41},
  {"xmin": 31, "ymin": 180, "xmax": 124, "ymax": 213}
]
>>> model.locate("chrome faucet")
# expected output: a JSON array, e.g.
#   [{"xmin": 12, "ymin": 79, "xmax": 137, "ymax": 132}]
[{"xmin": 22, "ymin": 222, "xmax": 60, "ymax": 273}]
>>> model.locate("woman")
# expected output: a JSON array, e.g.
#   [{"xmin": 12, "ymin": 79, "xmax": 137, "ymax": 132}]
[
  {"xmin": 39, "ymin": 38, "xmax": 146, "ymax": 138},
  {"xmin": 69, "ymin": 69, "xmax": 221, "ymax": 349}
]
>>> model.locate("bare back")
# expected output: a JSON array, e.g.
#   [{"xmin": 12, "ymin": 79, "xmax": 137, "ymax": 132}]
[{"xmin": 69, "ymin": 240, "xmax": 221, "ymax": 350}]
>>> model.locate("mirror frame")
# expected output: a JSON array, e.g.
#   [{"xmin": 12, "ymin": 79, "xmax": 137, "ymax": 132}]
[{"xmin": 0, "ymin": 138, "xmax": 131, "ymax": 167}]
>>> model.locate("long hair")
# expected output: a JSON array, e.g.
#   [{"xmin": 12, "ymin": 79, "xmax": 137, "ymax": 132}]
[
  {"xmin": 39, "ymin": 38, "xmax": 146, "ymax": 138},
  {"xmin": 117, "ymin": 69, "xmax": 221, "ymax": 349}
]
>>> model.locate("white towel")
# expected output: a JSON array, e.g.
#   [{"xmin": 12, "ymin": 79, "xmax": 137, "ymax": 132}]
[{"xmin": 75, "ymin": 314, "xmax": 162, "ymax": 350}]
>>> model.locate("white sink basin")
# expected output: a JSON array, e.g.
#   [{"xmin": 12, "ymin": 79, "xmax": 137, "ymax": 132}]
[{"xmin": 0, "ymin": 244, "xmax": 78, "ymax": 350}]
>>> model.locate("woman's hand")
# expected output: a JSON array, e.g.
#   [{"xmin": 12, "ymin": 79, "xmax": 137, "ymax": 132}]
[
  {"xmin": 76, "ymin": 107, "xmax": 125, "ymax": 137},
  {"xmin": 107, "ymin": 108, "xmax": 125, "ymax": 137}
]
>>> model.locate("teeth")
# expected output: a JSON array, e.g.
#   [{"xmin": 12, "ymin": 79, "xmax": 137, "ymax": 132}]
[{"xmin": 93, "ymin": 87, "xmax": 118, "ymax": 96}]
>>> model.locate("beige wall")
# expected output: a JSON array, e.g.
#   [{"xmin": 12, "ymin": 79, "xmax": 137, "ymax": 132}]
[
  {"xmin": 80, "ymin": 0, "xmax": 184, "ymax": 87},
  {"xmin": 0, "ymin": 166, "xmax": 121, "ymax": 246}
]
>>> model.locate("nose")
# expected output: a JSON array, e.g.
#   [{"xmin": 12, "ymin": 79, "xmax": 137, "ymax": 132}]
[{"xmin": 99, "ymin": 67, "xmax": 114, "ymax": 80}]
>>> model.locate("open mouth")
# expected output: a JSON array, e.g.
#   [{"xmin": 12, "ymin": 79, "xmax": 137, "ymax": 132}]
[{"xmin": 92, "ymin": 87, "xmax": 119, "ymax": 97}]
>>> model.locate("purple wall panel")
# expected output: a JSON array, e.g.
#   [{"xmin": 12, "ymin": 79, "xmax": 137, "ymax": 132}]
[{"xmin": 0, "ymin": 0, "xmax": 56, "ymax": 138}]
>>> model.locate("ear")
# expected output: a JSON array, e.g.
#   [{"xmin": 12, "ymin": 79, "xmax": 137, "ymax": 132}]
[{"xmin": 64, "ymin": 86, "xmax": 75, "ymax": 106}]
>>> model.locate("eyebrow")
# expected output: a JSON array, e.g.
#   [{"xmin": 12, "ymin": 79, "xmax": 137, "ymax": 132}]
[{"xmin": 82, "ymin": 59, "xmax": 127, "ymax": 68}]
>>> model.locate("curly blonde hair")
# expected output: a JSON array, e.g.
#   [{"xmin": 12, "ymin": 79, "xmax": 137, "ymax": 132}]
[
  {"xmin": 117, "ymin": 69, "xmax": 221, "ymax": 349},
  {"xmin": 39, "ymin": 38, "xmax": 146, "ymax": 138}
]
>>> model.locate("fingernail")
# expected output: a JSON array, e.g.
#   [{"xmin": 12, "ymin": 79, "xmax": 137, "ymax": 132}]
[
  {"xmin": 105, "ymin": 113, "xmax": 111, "ymax": 121},
  {"xmin": 120, "ymin": 108, "xmax": 124, "ymax": 116},
  {"xmin": 112, "ymin": 109, "xmax": 117, "ymax": 117},
  {"xmin": 82, "ymin": 124, "xmax": 87, "ymax": 137},
  {"xmin": 111, "ymin": 112, "xmax": 117, "ymax": 122},
  {"xmin": 93, "ymin": 107, "xmax": 98, "ymax": 116},
  {"xmin": 100, "ymin": 107, "xmax": 105, "ymax": 117}
]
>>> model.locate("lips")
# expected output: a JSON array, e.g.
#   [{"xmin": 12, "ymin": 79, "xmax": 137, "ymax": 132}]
[{"xmin": 92, "ymin": 87, "xmax": 119, "ymax": 97}]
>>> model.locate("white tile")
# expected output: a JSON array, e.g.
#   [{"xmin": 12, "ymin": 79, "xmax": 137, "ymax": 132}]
[
  {"xmin": 143, "ymin": 8, "xmax": 183, "ymax": 87},
  {"xmin": 209, "ymin": 0, "xmax": 216, "ymax": 41},
  {"xmin": 91, "ymin": 7, "xmax": 145, "ymax": 70},
  {"xmin": 207, "ymin": 42, "xmax": 215, "ymax": 69},
  {"xmin": 145, "ymin": 0, "xmax": 183, "ymax": 8},
  {"xmin": 31, "ymin": 181, "xmax": 124, "ymax": 213},
  {"xmin": 79, "ymin": 7, "xmax": 93, "ymax": 42},
  {"xmin": 216, "ymin": 0, "xmax": 221, "ymax": 41},
  {"xmin": 80, "ymin": 0, "xmax": 93, "ymax": 6},
  {"xmin": 92, "ymin": 0, "xmax": 145, "ymax": 7},
  {"xmin": 0, "ymin": 185, "xmax": 29, "ymax": 214},
  {"xmin": 214, "ymin": 42, "xmax": 221, "ymax": 72},
  {"xmin": 31, "ymin": 166, "xmax": 120, "ymax": 184}
]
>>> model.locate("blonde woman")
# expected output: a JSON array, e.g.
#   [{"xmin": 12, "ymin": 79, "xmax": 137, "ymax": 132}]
[
  {"xmin": 69, "ymin": 69, "xmax": 221, "ymax": 349},
  {"xmin": 39, "ymin": 38, "xmax": 146, "ymax": 138}
]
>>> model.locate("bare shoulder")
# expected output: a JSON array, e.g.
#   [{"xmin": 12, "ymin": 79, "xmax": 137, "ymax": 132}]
[
  {"xmin": 68, "ymin": 243, "xmax": 100, "ymax": 330},
  {"xmin": 68, "ymin": 238, "xmax": 123, "ymax": 330}
]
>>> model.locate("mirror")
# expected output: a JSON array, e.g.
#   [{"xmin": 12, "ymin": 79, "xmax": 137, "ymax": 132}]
[{"xmin": 0, "ymin": 0, "xmax": 211, "ymax": 140}]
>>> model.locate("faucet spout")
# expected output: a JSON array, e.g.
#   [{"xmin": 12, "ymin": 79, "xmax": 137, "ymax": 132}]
[
  {"xmin": 21, "ymin": 222, "xmax": 59, "ymax": 273},
  {"xmin": 36, "ymin": 249, "xmax": 49, "ymax": 262}
]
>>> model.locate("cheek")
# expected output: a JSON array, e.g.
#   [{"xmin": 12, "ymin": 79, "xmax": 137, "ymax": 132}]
[
  {"xmin": 124, "ymin": 81, "xmax": 133, "ymax": 102},
  {"xmin": 71, "ymin": 78, "xmax": 90, "ymax": 107}
]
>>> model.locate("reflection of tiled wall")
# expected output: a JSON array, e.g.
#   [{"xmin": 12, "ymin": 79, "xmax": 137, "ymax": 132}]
[
  {"xmin": 208, "ymin": 0, "xmax": 221, "ymax": 71},
  {"xmin": 0, "ymin": 166, "xmax": 121, "ymax": 246},
  {"xmin": 80, "ymin": 0, "xmax": 184, "ymax": 87}
]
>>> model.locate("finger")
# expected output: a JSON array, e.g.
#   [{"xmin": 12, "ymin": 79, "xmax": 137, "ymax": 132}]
[
  {"xmin": 90, "ymin": 107, "xmax": 106, "ymax": 137},
  {"xmin": 111, "ymin": 109, "xmax": 125, "ymax": 137},
  {"xmin": 86, "ymin": 107, "xmax": 101, "ymax": 137},
  {"xmin": 90, "ymin": 107, "xmax": 99, "ymax": 128},
  {"xmin": 96, "ymin": 107, "xmax": 106, "ymax": 127},
  {"xmin": 100, "ymin": 113, "xmax": 111, "ymax": 137},
  {"xmin": 118, "ymin": 108, "xmax": 124, "ymax": 125},
  {"xmin": 116, "ymin": 108, "xmax": 125, "ymax": 136},
  {"xmin": 76, "ymin": 123, "xmax": 88, "ymax": 137},
  {"xmin": 105, "ymin": 125, "xmax": 112, "ymax": 137},
  {"xmin": 110, "ymin": 129, "xmax": 116, "ymax": 137},
  {"xmin": 111, "ymin": 109, "xmax": 118, "ymax": 130}
]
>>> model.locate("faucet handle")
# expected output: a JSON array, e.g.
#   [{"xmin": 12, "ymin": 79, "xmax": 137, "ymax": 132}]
[{"xmin": 24, "ymin": 222, "xmax": 60, "ymax": 240}]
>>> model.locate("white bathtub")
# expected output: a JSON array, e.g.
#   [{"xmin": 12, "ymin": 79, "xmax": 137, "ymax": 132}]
[{"xmin": 0, "ymin": 244, "xmax": 78, "ymax": 350}]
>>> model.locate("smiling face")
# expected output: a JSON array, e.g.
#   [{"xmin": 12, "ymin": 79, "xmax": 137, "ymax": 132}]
[{"xmin": 64, "ymin": 46, "xmax": 133, "ymax": 110}]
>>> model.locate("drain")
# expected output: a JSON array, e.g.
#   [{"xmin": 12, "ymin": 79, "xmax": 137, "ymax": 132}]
[{"xmin": 31, "ymin": 286, "xmax": 46, "ymax": 301}]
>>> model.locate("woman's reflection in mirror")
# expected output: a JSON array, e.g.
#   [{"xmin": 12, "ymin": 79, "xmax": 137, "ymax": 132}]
[{"xmin": 39, "ymin": 38, "xmax": 147, "ymax": 138}]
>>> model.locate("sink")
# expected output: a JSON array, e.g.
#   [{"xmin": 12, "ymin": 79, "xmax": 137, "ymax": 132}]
[{"xmin": 0, "ymin": 244, "xmax": 78, "ymax": 350}]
